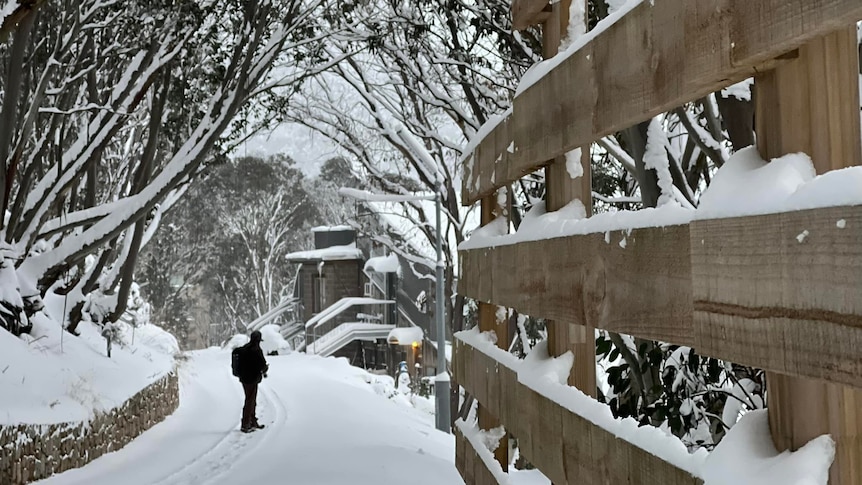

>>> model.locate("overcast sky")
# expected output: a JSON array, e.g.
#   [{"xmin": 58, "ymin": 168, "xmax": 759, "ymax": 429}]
[{"xmin": 235, "ymin": 122, "xmax": 341, "ymax": 178}]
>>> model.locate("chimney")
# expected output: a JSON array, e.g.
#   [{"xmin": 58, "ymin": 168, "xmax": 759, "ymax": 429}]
[{"xmin": 312, "ymin": 226, "xmax": 356, "ymax": 249}]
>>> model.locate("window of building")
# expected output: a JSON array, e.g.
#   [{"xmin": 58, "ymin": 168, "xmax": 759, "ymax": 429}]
[{"xmin": 311, "ymin": 275, "xmax": 326, "ymax": 313}]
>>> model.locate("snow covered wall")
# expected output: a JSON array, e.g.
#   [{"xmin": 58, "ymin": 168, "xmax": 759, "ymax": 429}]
[
  {"xmin": 0, "ymin": 292, "xmax": 180, "ymax": 483},
  {"xmin": 0, "ymin": 373, "xmax": 179, "ymax": 484}
]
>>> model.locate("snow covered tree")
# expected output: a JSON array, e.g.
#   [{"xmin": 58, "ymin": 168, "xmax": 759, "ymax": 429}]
[
  {"xmin": 286, "ymin": 0, "xmax": 544, "ymax": 347},
  {"xmin": 0, "ymin": 0, "xmax": 340, "ymax": 340},
  {"xmin": 140, "ymin": 155, "xmax": 319, "ymax": 346},
  {"xmin": 210, "ymin": 156, "xmax": 317, "ymax": 330}
]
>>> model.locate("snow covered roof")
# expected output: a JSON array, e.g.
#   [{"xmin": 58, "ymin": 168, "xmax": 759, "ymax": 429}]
[
  {"xmin": 387, "ymin": 326, "xmax": 424, "ymax": 346},
  {"xmin": 305, "ymin": 297, "xmax": 394, "ymax": 329},
  {"xmin": 311, "ymin": 225, "xmax": 353, "ymax": 232},
  {"xmin": 364, "ymin": 254, "xmax": 400, "ymax": 274},
  {"xmin": 285, "ymin": 243, "xmax": 363, "ymax": 262}
]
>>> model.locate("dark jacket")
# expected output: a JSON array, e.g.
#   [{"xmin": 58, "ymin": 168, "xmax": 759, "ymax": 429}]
[{"xmin": 236, "ymin": 341, "xmax": 268, "ymax": 384}]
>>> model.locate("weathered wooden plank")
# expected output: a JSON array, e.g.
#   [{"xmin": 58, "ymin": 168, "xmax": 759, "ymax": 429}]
[
  {"xmin": 750, "ymin": 28, "xmax": 862, "ymax": 485},
  {"xmin": 754, "ymin": 27, "xmax": 862, "ymax": 175},
  {"xmin": 498, "ymin": 364, "xmax": 522, "ymax": 439},
  {"xmin": 512, "ymin": 0, "xmax": 550, "ymax": 31},
  {"xmin": 535, "ymin": 387, "xmax": 566, "ymax": 484},
  {"xmin": 456, "ymin": 427, "xmax": 467, "ymax": 476},
  {"xmin": 462, "ymin": 204, "xmax": 862, "ymax": 389},
  {"xmin": 463, "ymin": 429, "xmax": 476, "ymax": 484},
  {"xmin": 460, "ymin": 224, "xmax": 695, "ymax": 347},
  {"xmin": 476, "ymin": 194, "xmax": 509, "ymax": 469},
  {"xmin": 463, "ymin": 116, "xmax": 512, "ymax": 206},
  {"xmin": 456, "ymin": 339, "xmax": 702, "ymax": 485},
  {"xmin": 464, "ymin": 0, "xmax": 862, "ymax": 199},
  {"xmin": 561, "ymin": 409, "xmax": 594, "ymax": 482},
  {"xmin": 455, "ymin": 426, "xmax": 505, "ymax": 485},
  {"xmin": 540, "ymin": 0, "xmax": 597, "ymax": 401},
  {"xmin": 691, "ymin": 205, "xmax": 862, "ymax": 385}
]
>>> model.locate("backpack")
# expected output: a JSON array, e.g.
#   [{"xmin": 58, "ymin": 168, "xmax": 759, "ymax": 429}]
[{"xmin": 231, "ymin": 346, "xmax": 244, "ymax": 377}]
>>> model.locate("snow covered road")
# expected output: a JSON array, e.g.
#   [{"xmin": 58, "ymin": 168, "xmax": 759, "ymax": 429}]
[{"xmin": 36, "ymin": 349, "xmax": 464, "ymax": 485}]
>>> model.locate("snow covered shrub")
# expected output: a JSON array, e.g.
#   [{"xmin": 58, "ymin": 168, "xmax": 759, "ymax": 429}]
[
  {"xmin": 119, "ymin": 283, "xmax": 151, "ymax": 328},
  {"xmin": 417, "ymin": 376, "xmax": 433, "ymax": 398},
  {"xmin": 596, "ymin": 332, "xmax": 765, "ymax": 450},
  {"xmin": 225, "ymin": 334, "xmax": 250, "ymax": 350},
  {"xmin": 260, "ymin": 324, "xmax": 292, "ymax": 355}
]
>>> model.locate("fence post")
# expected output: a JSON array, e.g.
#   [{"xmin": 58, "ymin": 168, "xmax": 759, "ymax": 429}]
[
  {"xmin": 755, "ymin": 26, "xmax": 862, "ymax": 485},
  {"xmin": 543, "ymin": 0, "xmax": 596, "ymax": 398},
  {"xmin": 477, "ymin": 193, "xmax": 511, "ymax": 471}
]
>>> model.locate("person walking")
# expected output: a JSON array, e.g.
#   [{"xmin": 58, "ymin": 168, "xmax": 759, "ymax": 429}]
[{"xmin": 233, "ymin": 330, "xmax": 269, "ymax": 433}]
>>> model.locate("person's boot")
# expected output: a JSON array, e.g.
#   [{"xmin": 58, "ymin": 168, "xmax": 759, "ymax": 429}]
[{"xmin": 252, "ymin": 419, "xmax": 265, "ymax": 430}]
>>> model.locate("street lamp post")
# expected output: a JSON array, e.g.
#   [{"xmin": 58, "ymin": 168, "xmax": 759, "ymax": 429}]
[
  {"xmin": 338, "ymin": 187, "xmax": 451, "ymax": 433},
  {"xmin": 432, "ymin": 188, "xmax": 451, "ymax": 433}
]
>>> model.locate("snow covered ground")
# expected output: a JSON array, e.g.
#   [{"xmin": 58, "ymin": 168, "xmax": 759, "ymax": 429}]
[
  {"xmin": 0, "ymin": 316, "xmax": 177, "ymax": 425},
  {"xmin": 34, "ymin": 350, "xmax": 469, "ymax": 485}
]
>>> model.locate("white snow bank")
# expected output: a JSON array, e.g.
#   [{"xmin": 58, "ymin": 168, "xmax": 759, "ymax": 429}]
[
  {"xmin": 300, "ymin": 353, "xmax": 438, "ymax": 423},
  {"xmin": 364, "ymin": 254, "xmax": 400, "ymax": 273},
  {"xmin": 460, "ymin": 147, "xmax": 862, "ymax": 250},
  {"xmin": 388, "ymin": 325, "xmax": 424, "ymax": 345},
  {"xmin": 37, "ymin": 349, "xmax": 461, "ymax": 485},
  {"xmin": 0, "ymin": 306, "xmax": 176, "ymax": 425},
  {"xmin": 284, "ymin": 243, "xmax": 363, "ymax": 262},
  {"xmin": 702, "ymin": 410, "xmax": 833, "ymax": 485},
  {"xmin": 698, "ymin": 147, "xmax": 862, "ymax": 219},
  {"xmin": 455, "ymin": 328, "xmax": 834, "ymax": 485}
]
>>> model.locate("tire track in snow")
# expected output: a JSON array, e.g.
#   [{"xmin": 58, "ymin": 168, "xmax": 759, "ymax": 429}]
[
  {"xmin": 199, "ymin": 383, "xmax": 289, "ymax": 485},
  {"xmin": 156, "ymin": 381, "xmax": 286, "ymax": 485}
]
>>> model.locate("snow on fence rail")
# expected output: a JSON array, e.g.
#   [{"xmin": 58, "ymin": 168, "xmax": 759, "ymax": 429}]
[
  {"xmin": 455, "ymin": 331, "xmax": 702, "ymax": 484},
  {"xmin": 462, "ymin": 0, "xmax": 862, "ymax": 203},
  {"xmin": 453, "ymin": 331, "xmax": 835, "ymax": 485}
]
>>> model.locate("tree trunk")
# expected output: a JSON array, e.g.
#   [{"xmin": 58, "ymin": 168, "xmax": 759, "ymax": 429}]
[
  {"xmin": 715, "ymin": 94, "xmax": 755, "ymax": 152},
  {"xmin": 109, "ymin": 73, "xmax": 170, "ymax": 322},
  {"xmin": 621, "ymin": 121, "xmax": 659, "ymax": 207},
  {"xmin": 0, "ymin": 9, "xmax": 36, "ymax": 229}
]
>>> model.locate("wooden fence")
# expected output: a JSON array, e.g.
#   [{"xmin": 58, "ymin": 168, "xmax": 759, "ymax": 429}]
[{"xmin": 455, "ymin": 1, "xmax": 862, "ymax": 484}]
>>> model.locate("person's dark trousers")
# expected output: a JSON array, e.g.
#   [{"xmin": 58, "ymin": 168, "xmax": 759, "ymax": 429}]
[{"xmin": 242, "ymin": 382, "xmax": 258, "ymax": 429}]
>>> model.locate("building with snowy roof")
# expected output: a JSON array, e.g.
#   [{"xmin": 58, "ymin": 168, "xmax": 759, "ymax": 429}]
[{"xmin": 284, "ymin": 226, "xmax": 443, "ymax": 379}]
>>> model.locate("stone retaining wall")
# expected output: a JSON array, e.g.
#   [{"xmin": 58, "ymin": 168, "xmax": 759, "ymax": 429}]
[{"xmin": 0, "ymin": 371, "xmax": 179, "ymax": 484}]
